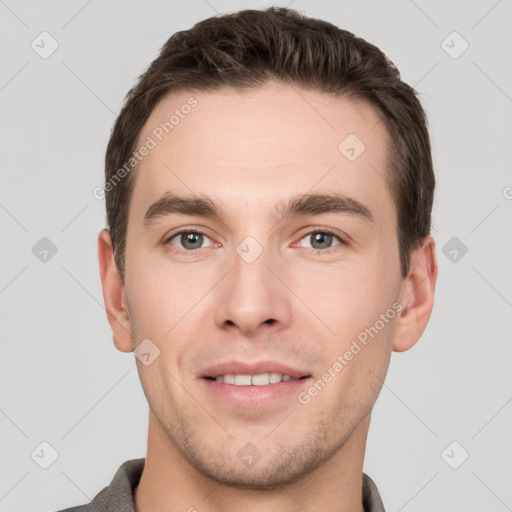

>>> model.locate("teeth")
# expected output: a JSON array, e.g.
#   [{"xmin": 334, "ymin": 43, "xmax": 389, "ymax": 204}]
[
  {"xmin": 213, "ymin": 373, "xmax": 295, "ymax": 385},
  {"xmin": 252, "ymin": 374, "xmax": 270, "ymax": 386},
  {"xmin": 269, "ymin": 372, "xmax": 282, "ymax": 383},
  {"xmin": 234, "ymin": 375, "xmax": 252, "ymax": 386},
  {"xmin": 223, "ymin": 374, "xmax": 235, "ymax": 384}
]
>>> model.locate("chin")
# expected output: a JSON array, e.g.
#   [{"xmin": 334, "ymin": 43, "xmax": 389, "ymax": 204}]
[
  {"xmin": 196, "ymin": 465, "xmax": 309, "ymax": 490},
  {"xmin": 188, "ymin": 441, "xmax": 341, "ymax": 491}
]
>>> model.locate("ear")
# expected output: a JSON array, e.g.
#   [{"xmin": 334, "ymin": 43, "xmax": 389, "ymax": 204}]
[
  {"xmin": 97, "ymin": 229, "xmax": 134, "ymax": 353},
  {"xmin": 393, "ymin": 235, "xmax": 438, "ymax": 352}
]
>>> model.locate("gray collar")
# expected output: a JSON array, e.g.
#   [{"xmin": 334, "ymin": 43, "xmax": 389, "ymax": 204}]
[{"xmin": 58, "ymin": 458, "xmax": 386, "ymax": 512}]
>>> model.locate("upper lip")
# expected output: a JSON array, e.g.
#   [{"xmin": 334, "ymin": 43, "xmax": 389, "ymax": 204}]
[{"xmin": 201, "ymin": 360, "xmax": 311, "ymax": 380}]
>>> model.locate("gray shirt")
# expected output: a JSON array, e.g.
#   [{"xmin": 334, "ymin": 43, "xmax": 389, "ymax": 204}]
[{"xmin": 57, "ymin": 458, "xmax": 386, "ymax": 512}]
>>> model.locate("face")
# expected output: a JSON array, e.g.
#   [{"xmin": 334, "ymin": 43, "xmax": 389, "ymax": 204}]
[{"xmin": 116, "ymin": 83, "xmax": 408, "ymax": 488}]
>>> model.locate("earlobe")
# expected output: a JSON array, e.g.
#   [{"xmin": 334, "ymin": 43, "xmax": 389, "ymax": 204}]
[
  {"xmin": 97, "ymin": 229, "xmax": 134, "ymax": 353},
  {"xmin": 393, "ymin": 235, "xmax": 438, "ymax": 353}
]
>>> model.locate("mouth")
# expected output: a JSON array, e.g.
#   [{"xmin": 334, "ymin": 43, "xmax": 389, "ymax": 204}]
[
  {"xmin": 205, "ymin": 373, "xmax": 311, "ymax": 386},
  {"xmin": 199, "ymin": 360, "xmax": 313, "ymax": 407}
]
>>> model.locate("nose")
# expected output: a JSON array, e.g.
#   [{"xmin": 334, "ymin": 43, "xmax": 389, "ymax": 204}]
[{"xmin": 214, "ymin": 242, "xmax": 291, "ymax": 337}]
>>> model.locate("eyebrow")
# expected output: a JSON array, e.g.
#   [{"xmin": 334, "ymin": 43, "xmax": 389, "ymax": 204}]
[{"xmin": 143, "ymin": 192, "xmax": 374, "ymax": 227}]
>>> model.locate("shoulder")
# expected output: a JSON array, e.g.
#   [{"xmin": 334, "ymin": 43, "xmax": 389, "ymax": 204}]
[
  {"xmin": 362, "ymin": 472, "xmax": 386, "ymax": 512},
  {"xmin": 55, "ymin": 458, "xmax": 145, "ymax": 512}
]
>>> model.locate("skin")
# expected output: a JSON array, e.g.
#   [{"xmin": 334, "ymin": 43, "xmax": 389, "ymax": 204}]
[{"xmin": 98, "ymin": 82, "xmax": 437, "ymax": 512}]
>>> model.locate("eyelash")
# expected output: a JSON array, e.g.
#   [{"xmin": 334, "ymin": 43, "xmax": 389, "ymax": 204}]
[{"xmin": 164, "ymin": 227, "xmax": 346, "ymax": 255}]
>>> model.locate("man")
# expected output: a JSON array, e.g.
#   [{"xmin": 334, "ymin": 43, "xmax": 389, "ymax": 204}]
[{"xmin": 59, "ymin": 7, "xmax": 437, "ymax": 512}]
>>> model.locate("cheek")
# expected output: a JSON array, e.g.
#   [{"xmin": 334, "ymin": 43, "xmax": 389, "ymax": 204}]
[
  {"xmin": 125, "ymin": 260, "xmax": 206, "ymax": 377},
  {"xmin": 125, "ymin": 250, "xmax": 206, "ymax": 335},
  {"xmin": 294, "ymin": 261, "xmax": 399, "ymax": 344}
]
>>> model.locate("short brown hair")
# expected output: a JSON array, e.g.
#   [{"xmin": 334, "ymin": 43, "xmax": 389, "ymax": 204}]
[{"xmin": 105, "ymin": 7, "xmax": 434, "ymax": 280}]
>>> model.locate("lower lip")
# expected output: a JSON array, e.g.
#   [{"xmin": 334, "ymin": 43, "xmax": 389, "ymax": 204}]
[{"xmin": 201, "ymin": 377, "xmax": 312, "ymax": 408}]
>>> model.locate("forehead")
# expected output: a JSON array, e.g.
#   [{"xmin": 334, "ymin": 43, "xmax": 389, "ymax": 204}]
[{"xmin": 129, "ymin": 83, "xmax": 395, "ymax": 227}]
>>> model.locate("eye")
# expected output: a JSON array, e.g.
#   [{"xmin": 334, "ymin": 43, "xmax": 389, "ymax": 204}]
[
  {"xmin": 167, "ymin": 230, "xmax": 214, "ymax": 251},
  {"xmin": 298, "ymin": 230, "xmax": 344, "ymax": 251},
  {"xmin": 165, "ymin": 229, "xmax": 345, "ymax": 253}
]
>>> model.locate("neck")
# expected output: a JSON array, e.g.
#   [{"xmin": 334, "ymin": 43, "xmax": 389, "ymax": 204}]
[{"xmin": 134, "ymin": 411, "xmax": 370, "ymax": 512}]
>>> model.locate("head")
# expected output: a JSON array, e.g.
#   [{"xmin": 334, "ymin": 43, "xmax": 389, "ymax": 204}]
[{"xmin": 98, "ymin": 7, "xmax": 437, "ymax": 489}]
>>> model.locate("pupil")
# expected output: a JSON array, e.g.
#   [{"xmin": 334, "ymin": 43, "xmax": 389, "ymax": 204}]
[
  {"xmin": 312, "ymin": 233, "xmax": 332, "ymax": 249},
  {"xmin": 182, "ymin": 232, "xmax": 202, "ymax": 249}
]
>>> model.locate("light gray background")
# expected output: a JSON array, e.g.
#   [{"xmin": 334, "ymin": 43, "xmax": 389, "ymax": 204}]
[{"xmin": 1, "ymin": 1, "xmax": 511, "ymax": 511}]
